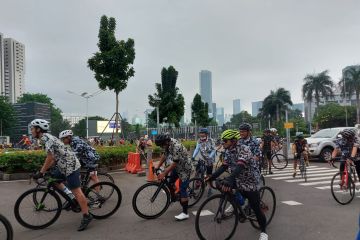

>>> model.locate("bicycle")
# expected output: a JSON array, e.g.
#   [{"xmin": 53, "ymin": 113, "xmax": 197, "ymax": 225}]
[
  {"xmin": 14, "ymin": 173, "xmax": 122, "ymax": 230},
  {"xmin": 0, "ymin": 214, "xmax": 13, "ymax": 240},
  {"xmin": 132, "ymin": 168, "xmax": 205, "ymax": 219},
  {"xmin": 330, "ymin": 159, "xmax": 359, "ymax": 205},
  {"xmin": 195, "ymin": 180, "xmax": 276, "ymax": 240},
  {"xmin": 298, "ymin": 153, "xmax": 307, "ymax": 182}
]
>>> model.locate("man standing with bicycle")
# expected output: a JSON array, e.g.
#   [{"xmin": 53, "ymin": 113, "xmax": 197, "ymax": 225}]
[
  {"xmin": 292, "ymin": 133, "xmax": 309, "ymax": 178},
  {"xmin": 207, "ymin": 130, "xmax": 268, "ymax": 240},
  {"xmin": 154, "ymin": 133, "xmax": 192, "ymax": 221},
  {"xmin": 261, "ymin": 129, "xmax": 276, "ymax": 174},
  {"xmin": 191, "ymin": 128, "xmax": 216, "ymax": 197},
  {"xmin": 30, "ymin": 119, "xmax": 93, "ymax": 231}
]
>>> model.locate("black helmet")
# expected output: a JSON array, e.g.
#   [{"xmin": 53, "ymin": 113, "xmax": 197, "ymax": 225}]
[
  {"xmin": 239, "ymin": 123, "xmax": 252, "ymax": 131},
  {"xmin": 296, "ymin": 133, "xmax": 304, "ymax": 139},
  {"xmin": 264, "ymin": 128, "xmax": 271, "ymax": 133},
  {"xmin": 155, "ymin": 133, "xmax": 171, "ymax": 146},
  {"xmin": 199, "ymin": 128, "xmax": 209, "ymax": 134},
  {"xmin": 340, "ymin": 129, "xmax": 356, "ymax": 139}
]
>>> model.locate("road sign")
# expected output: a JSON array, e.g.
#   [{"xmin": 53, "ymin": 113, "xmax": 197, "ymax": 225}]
[{"xmin": 284, "ymin": 122, "xmax": 294, "ymax": 129}]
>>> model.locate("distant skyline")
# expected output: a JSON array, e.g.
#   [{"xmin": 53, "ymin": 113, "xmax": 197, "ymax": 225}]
[{"xmin": 0, "ymin": 0, "xmax": 359, "ymax": 121}]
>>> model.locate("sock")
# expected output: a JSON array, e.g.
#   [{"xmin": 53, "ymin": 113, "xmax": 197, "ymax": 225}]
[
  {"xmin": 181, "ymin": 201, "xmax": 188, "ymax": 214},
  {"xmin": 63, "ymin": 187, "xmax": 75, "ymax": 199}
]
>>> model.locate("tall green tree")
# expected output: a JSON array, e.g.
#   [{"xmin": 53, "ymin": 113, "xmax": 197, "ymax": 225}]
[
  {"xmin": 148, "ymin": 66, "xmax": 185, "ymax": 127},
  {"xmin": 17, "ymin": 93, "xmax": 70, "ymax": 137},
  {"xmin": 339, "ymin": 65, "xmax": 360, "ymax": 123},
  {"xmin": 313, "ymin": 103, "xmax": 356, "ymax": 128},
  {"xmin": 0, "ymin": 96, "xmax": 16, "ymax": 136},
  {"xmin": 191, "ymin": 94, "xmax": 212, "ymax": 127},
  {"xmin": 230, "ymin": 111, "xmax": 254, "ymax": 126},
  {"xmin": 261, "ymin": 88, "xmax": 293, "ymax": 122},
  {"xmin": 72, "ymin": 116, "xmax": 107, "ymax": 137},
  {"xmin": 88, "ymin": 15, "xmax": 135, "ymax": 138}
]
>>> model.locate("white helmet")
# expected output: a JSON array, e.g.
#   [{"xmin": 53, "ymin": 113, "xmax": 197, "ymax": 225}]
[
  {"xmin": 270, "ymin": 128, "xmax": 277, "ymax": 133},
  {"xmin": 30, "ymin": 119, "xmax": 50, "ymax": 131},
  {"xmin": 59, "ymin": 130, "xmax": 73, "ymax": 139}
]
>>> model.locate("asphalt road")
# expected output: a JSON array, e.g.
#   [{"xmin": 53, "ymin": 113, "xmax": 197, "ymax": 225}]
[{"xmin": 1, "ymin": 161, "xmax": 359, "ymax": 240}]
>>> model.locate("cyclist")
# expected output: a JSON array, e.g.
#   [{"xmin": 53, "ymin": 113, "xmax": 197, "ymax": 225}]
[
  {"xmin": 270, "ymin": 128, "xmax": 281, "ymax": 151},
  {"xmin": 155, "ymin": 133, "xmax": 192, "ymax": 221},
  {"xmin": 191, "ymin": 128, "xmax": 216, "ymax": 196},
  {"xmin": 59, "ymin": 130, "xmax": 100, "ymax": 185},
  {"xmin": 207, "ymin": 130, "xmax": 268, "ymax": 240},
  {"xmin": 292, "ymin": 133, "xmax": 309, "ymax": 178},
  {"xmin": 238, "ymin": 123, "xmax": 261, "ymax": 161},
  {"xmin": 30, "ymin": 119, "xmax": 93, "ymax": 231},
  {"xmin": 260, "ymin": 129, "xmax": 275, "ymax": 174}
]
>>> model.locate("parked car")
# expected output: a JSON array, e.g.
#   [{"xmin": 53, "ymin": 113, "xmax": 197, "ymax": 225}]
[{"xmin": 306, "ymin": 127, "xmax": 356, "ymax": 161}]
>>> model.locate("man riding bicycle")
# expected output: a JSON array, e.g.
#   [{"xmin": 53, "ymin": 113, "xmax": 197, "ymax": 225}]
[
  {"xmin": 207, "ymin": 130, "xmax": 268, "ymax": 240},
  {"xmin": 191, "ymin": 128, "xmax": 216, "ymax": 196},
  {"xmin": 260, "ymin": 129, "xmax": 276, "ymax": 174},
  {"xmin": 155, "ymin": 133, "xmax": 192, "ymax": 221},
  {"xmin": 238, "ymin": 123, "xmax": 261, "ymax": 161},
  {"xmin": 59, "ymin": 130, "xmax": 100, "ymax": 185},
  {"xmin": 30, "ymin": 119, "xmax": 93, "ymax": 231},
  {"xmin": 270, "ymin": 128, "xmax": 281, "ymax": 151},
  {"xmin": 292, "ymin": 133, "xmax": 309, "ymax": 178}
]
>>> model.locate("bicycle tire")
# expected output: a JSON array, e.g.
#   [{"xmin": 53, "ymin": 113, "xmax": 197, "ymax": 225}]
[
  {"xmin": 86, "ymin": 181, "xmax": 122, "ymax": 219},
  {"xmin": 0, "ymin": 214, "xmax": 14, "ymax": 240},
  {"xmin": 195, "ymin": 194, "xmax": 238, "ymax": 240},
  {"xmin": 188, "ymin": 177, "xmax": 205, "ymax": 207},
  {"xmin": 330, "ymin": 172, "xmax": 355, "ymax": 205},
  {"xmin": 260, "ymin": 175, "xmax": 266, "ymax": 188},
  {"xmin": 249, "ymin": 186, "xmax": 277, "ymax": 230},
  {"xmin": 97, "ymin": 172, "xmax": 115, "ymax": 184},
  {"xmin": 132, "ymin": 182, "xmax": 170, "ymax": 219},
  {"xmin": 271, "ymin": 154, "xmax": 288, "ymax": 170},
  {"xmin": 14, "ymin": 188, "xmax": 62, "ymax": 230}
]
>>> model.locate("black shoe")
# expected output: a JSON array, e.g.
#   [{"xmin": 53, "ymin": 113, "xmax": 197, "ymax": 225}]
[
  {"xmin": 63, "ymin": 201, "xmax": 72, "ymax": 211},
  {"xmin": 269, "ymin": 171, "xmax": 273, "ymax": 175},
  {"xmin": 78, "ymin": 214, "xmax": 93, "ymax": 231}
]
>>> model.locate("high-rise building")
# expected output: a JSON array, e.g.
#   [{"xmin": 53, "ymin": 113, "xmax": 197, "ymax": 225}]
[
  {"xmin": 199, "ymin": 70, "xmax": 212, "ymax": 113},
  {"xmin": 216, "ymin": 107, "xmax": 225, "ymax": 126},
  {"xmin": 0, "ymin": 33, "xmax": 4, "ymax": 95},
  {"xmin": 212, "ymin": 103, "xmax": 217, "ymax": 119},
  {"xmin": 3, "ymin": 37, "xmax": 25, "ymax": 103},
  {"xmin": 252, "ymin": 101, "xmax": 263, "ymax": 117},
  {"xmin": 233, "ymin": 99, "xmax": 241, "ymax": 115},
  {"xmin": 292, "ymin": 103, "xmax": 304, "ymax": 113}
]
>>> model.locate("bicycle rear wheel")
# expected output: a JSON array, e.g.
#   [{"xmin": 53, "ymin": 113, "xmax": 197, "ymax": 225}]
[
  {"xmin": 195, "ymin": 194, "xmax": 238, "ymax": 240},
  {"xmin": 86, "ymin": 182, "xmax": 122, "ymax": 219},
  {"xmin": 250, "ymin": 186, "xmax": 276, "ymax": 230},
  {"xmin": 97, "ymin": 172, "xmax": 115, "ymax": 184},
  {"xmin": 330, "ymin": 172, "xmax": 355, "ymax": 205},
  {"xmin": 260, "ymin": 175, "xmax": 266, "ymax": 188},
  {"xmin": 188, "ymin": 178, "xmax": 205, "ymax": 207},
  {"xmin": 0, "ymin": 214, "xmax": 13, "ymax": 240},
  {"xmin": 132, "ymin": 182, "xmax": 170, "ymax": 219},
  {"xmin": 14, "ymin": 188, "xmax": 62, "ymax": 230},
  {"xmin": 271, "ymin": 154, "xmax": 288, "ymax": 170}
]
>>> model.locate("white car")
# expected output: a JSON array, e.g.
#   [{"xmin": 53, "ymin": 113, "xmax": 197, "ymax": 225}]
[{"xmin": 306, "ymin": 127, "xmax": 356, "ymax": 161}]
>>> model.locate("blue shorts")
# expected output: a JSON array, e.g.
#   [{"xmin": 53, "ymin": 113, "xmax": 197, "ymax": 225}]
[
  {"xmin": 168, "ymin": 170, "xmax": 189, "ymax": 198},
  {"xmin": 51, "ymin": 169, "xmax": 81, "ymax": 190}
]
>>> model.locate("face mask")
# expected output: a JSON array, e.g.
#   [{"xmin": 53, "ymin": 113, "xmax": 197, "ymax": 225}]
[{"xmin": 200, "ymin": 137, "xmax": 207, "ymax": 141}]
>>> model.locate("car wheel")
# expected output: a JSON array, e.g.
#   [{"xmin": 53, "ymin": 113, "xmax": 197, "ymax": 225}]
[{"xmin": 320, "ymin": 148, "xmax": 333, "ymax": 161}]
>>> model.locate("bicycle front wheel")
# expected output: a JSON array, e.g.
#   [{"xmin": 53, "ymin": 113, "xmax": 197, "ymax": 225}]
[
  {"xmin": 250, "ymin": 186, "xmax": 277, "ymax": 229},
  {"xmin": 97, "ymin": 172, "xmax": 115, "ymax": 184},
  {"xmin": 86, "ymin": 182, "xmax": 122, "ymax": 219},
  {"xmin": 195, "ymin": 194, "xmax": 238, "ymax": 240},
  {"xmin": 330, "ymin": 172, "xmax": 355, "ymax": 205},
  {"xmin": 271, "ymin": 154, "xmax": 288, "ymax": 170},
  {"xmin": 0, "ymin": 214, "xmax": 13, "ymax": 240},
  {"xmin": 188, "ymin": 177, "xmax": 205, "ymax": 207},
  {"xmin": 132, "ymin": 182, "xmax": 170, "ymax": 219},
  {"xmin": 14, "ymin": 188, "xmax": 62, "ymax": 230}
]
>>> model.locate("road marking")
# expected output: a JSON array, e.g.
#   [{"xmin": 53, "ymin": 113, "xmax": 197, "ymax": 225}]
[
  {"xmin": 0, "ymin": 180, "xmax": 28, "ymax": 183},
  {"xmin": 270, "ymin": 170, "xmax": 337, "ymax": 179},
  {"xmin": 285, "ymin": 176, "xmax": 334, "ymax": 183},
  {"xmin": 281, "ymin": 201, "xmax": 303, "ymax": 206},
  {"xmin": 265, "ymin": 167, "xmax": 331, "ymax": 176},
  {"xmin": 270, "ymin": 166, "xmax": 319, "ymax": 174},
  {"xmin": 316, "ymin": 184, "xmax": 360, "ymax": 190},
  {"xmin": 299, "ymin": 181, "xmax": 331, "ymax": 186},
  {"xmin": 192, "ymin": 210, "xmax": 214, "ymax": 216}
]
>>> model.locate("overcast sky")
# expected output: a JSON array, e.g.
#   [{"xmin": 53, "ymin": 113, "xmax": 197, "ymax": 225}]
[{"xmin": 1, "ymin": 0, "xmax": 360, "ymax": 121}]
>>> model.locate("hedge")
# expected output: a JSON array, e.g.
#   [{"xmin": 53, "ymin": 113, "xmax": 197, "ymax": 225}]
[{"xmin": 0, "ymin": 141, "xmax": 197, "ymax": 174}]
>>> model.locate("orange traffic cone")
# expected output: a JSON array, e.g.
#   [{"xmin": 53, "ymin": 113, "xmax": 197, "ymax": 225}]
[{"xmin": 147, "ymin": 159, "xmax": 156, "ymax": 182}]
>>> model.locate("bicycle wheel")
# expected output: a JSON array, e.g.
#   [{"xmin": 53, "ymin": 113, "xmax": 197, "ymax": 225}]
[
  {"xmin": 188, "ymin": 178, "xmax": 205, "ymax": 207},
  {"xmin": 97, "ymin": 172, "xmax": 115, "ymax": 184},
  {"xmin": 330, "ymin": 172, "xmax": 355, "ymax": 205},
  {"xmin": 14, "ymin": 188, "xmax": 62, "ymax": 230},
  {"xmin": 259, "ymin": 175, "xmax": 266, "ymax": 188},
  {"xmin": 195, "ymin": 194, "xmax": 238, "ymax": 240},
  {"xmin": 250, "ymin": 186, "xmax": 276, "ymax": 230},
  {"xmin": 86, "ymin": 182, "xmax": 122, "ymax": 219},
  {"xmin": 132, "ymin": 182, "xmax": 170, "ymax": 219},
  {"xmin": 0, "ymin": 214, "xmax": 13, "ymax": 240},
  {"xmin": 271, "ymin": 154, "xmax": 288, "ymax": 170}
]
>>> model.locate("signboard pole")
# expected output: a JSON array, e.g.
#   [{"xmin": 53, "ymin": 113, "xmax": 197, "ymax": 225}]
[{"xmin": 285, "ymin": 109, "xmax": 290, "ymax": 158}]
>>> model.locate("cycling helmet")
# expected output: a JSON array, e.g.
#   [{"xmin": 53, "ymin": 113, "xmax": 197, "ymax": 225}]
[
  {"xmin": 270, "ymin": 128, "xmax": 277, "ymax": 133},
  {"xmin": 59, "ymin": 130, "xmax": 73, "ymax": 139},
  {"xmin": 296, "ymin": 133, "xmax": 304, "ymax": 139},
  {"xmin": 340, "ymin": 129, "xmax": 356, "ymax": 139},
  {"xmin": 239, "ymin": 123, "xmax": 252, "ymax": 131},
  {"xmin": 221, "ymin": 130, "xmax": 240, "ymax": 141},
  {"xmin": 30, "ymin": 119, "xmax": 50, "ymax": 131},
  {"xmin": 199, "ymin": 128, "xmax": 209, "ymax": 134},
  {"xmin": 264, "ymin": 128, "xmax": 271, "ymax": 133},
  {"xmin": 155, "ymin": 133, "xmax": 171, "ymax": 146}
]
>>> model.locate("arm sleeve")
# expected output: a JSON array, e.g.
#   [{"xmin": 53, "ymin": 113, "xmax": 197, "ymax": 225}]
[
  {"xmin": 210, "ymin": 165, "xmax": 227, "ymax": 179},
  {"xmin": 225, "ymin": 164, "xmax": 245, "ymax": 184},
  {"xmin": 209, "ymin": 139, "xmax": 216, "ymax": 159},
  {"xmin": 192, "ymin": 143, "xmax": 200, "ymax": 158}
]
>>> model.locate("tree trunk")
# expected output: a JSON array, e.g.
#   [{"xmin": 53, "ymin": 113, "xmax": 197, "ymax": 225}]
[
  {"xmin": 276, "ymin": 105, "xmax": 280, "ymax": 122},
  {"xmin": 357, "ymin": 93, "xmax": 360, "ymax": 124},
  {"xmin": 115, "ymin": 92, "xmax": 119, "ymax": 145}
]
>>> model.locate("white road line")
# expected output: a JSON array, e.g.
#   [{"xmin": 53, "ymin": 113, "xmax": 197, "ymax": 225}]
[
  {"xmin": 0, "ymin": 180, "xmax": 28, "ymax": 183},
  {"xmin": 281, "ymin": 201, "xmax": 303, "ymax": 206},
  {"xmin": 272, "ymin": 172, "xmax": 337, "ymax": 180},
  {"xmin": 265, "ymin": 168, "xmax": 333, "ymax": 178},
  {"xmin": 272, "ymin": 166, "xmax": 319, "ymax": 173},
  {"xmin": 299, "ymin": 181, "xmax": 331, "ymax": 186},
  {"xmin": 285, "ymin": 176, "xmax": 334, "ymax": 183},
  {"xmin": 316, "ymin": 184, "xmax": 360, "ymax": 190}
]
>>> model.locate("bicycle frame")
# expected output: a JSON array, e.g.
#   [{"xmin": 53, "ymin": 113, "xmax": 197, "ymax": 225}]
[{"xmin": 340, "ymin": 161, "xmax": 357, "ymax": 189}]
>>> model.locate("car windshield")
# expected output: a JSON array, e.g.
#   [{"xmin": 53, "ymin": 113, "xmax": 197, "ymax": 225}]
[{"xmin": 311, "ymin": 129, "xmax": 340, "ymax": 138}]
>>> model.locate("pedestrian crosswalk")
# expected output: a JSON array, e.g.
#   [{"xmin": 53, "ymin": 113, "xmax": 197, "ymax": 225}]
[{"xmin": 264, "ymin": 165, "xmax": 360, "ymax": 191}]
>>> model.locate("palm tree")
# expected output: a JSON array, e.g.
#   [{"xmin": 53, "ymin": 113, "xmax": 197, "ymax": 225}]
[
  {"xmin": 302, "ymin": 70, "xmax": 335, "ymax": 110},
  {"xmin": 262, "ymin": 88, "xmax": 293, "ymax": 122},
  {"xmin": 339, "ymin": 65, "xmax": 360, "ymax": 123}
]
